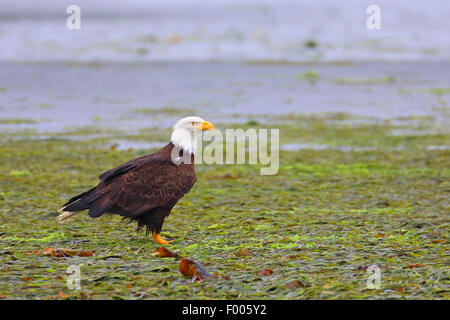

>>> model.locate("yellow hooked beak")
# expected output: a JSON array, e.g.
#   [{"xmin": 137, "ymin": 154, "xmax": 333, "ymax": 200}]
[{"xmin": 198, "ymin": 121, "xmax": 214, "ymax": 131}]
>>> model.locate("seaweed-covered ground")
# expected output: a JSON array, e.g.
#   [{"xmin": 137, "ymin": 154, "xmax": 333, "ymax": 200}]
[{"xmin": 0, "ymin": 112, "xmax": 448, "ymax": 299}]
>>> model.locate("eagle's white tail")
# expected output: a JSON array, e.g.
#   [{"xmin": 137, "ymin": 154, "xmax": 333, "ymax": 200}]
[{"xmin": 56, "ymin": 210, "xmax": 79, "ymax": 223}]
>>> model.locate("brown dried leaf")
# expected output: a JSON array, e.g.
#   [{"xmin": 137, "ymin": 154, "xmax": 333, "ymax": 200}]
[
  {"xmin": 26, "ymin": 248, "xmax": 93, "ymax": 258},
  {"xmin": 179, "ymin": 258, "xmax": 213, "ymax": 280},
  {"xmin": 179, "ymin": 258, "xmax": 197, "ymax": 277},
  {"xmin": 76, "ymin": 250, "xmax": 94, "ymax": 257},
  {"xmin": 151, "ymin": 247, "xmax": 179, "ymax": 258},
  {"xmin": 58, "ymin": 291, "xmax": 69, "ymax": 299},
  {"xmin": 408, "ymin": 264, "xmax": 424, "ymax": 269},
  {"xmin": 25, "ymin": 250, "xmax": 43, "ymax": 255},
  {"xmin": 216, "ymin": 173, "xmax": 235, "ymax": 179},
  {"xmin": 257, "ymin": 269, "xmax": 273, "ymax": 276}
]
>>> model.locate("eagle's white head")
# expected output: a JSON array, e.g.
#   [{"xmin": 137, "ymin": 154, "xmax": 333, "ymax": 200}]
[{"xmin": 171, "ymin": 116, "xmax": 214, "ymax": 154}]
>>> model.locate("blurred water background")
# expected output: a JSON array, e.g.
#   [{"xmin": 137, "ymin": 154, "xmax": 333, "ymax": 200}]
[
  {"xmin": 1, "ymin": 0, "xmax": 449, "ymax": 62},
  {"xmin": 0, "ymin": 0, "xmax": 449, "ymax": 133}
]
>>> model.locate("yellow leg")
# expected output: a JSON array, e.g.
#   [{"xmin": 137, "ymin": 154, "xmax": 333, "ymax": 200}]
[{"xmin": 152, "ymin": 232, "xmax": 173, "ymax": 245}]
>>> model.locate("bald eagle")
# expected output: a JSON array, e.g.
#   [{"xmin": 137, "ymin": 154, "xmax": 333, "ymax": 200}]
[{"xmin": 57, "ymin": 116, "xmax": 214, "ymax": 244}]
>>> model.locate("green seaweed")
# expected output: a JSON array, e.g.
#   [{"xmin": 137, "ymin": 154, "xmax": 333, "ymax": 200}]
[
  {"xmin": 0, "ymin": 114, "xmax": 448, "ymax": 299},
  {"xmin": 0, "ymin": 118, "xmax": 36, "ymax": 125},
  {"xmin": 334, "ymin": 76, "xmax": 395, "ymax": 85},
  {"xmin": 398, "ymin": 88, "xmax": 450, "ymax": 95},
  {"xmin": 297, "ymin": 71, "xmax": 319, "ymax": 81}
]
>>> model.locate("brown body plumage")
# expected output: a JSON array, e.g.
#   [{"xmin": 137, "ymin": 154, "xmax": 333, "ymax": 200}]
[
  {"xmin": 57, "ymin": 116, "xmax": 214, "ymax": 244},
  {"xmin": 58, "ymin": 143, "xmax": 196, "ymax": 242}
]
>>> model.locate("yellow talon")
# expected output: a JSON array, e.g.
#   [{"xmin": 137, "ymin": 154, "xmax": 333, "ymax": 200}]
[{"xmin": 152, "ymin": 232, "xmax": 173, "ymax": 245}]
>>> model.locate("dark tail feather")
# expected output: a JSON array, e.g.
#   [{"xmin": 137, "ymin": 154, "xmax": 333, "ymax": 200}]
[
  {"xmin": 61, "ymin": 192, "xmax": 86, "ymax": 209},
  {"xmin": 56, "ymin": 191, "xmax": 89, "ymax": 223},
  {"xmin": 59, "ymin": 189, "xmax": 93, "ymax": 213},
  {"xmin": 62, "ymin": 196, "xmax": 89, "ymax": 212},
  {"xmin": 57, "ymin": 187, "xmax": 98, "ymax": 222},
  {"xmin": 88, "ymin": 183, "xmax": 122, "ymax": 218},
  {"xmin": 88, "ymin": 197, "xmax": 111, "ymax": 218}
]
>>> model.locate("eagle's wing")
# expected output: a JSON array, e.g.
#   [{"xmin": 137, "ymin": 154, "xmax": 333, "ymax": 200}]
[
  {"xmin": 98, "ymin": 154, "xmax": 161, "ymax": 182},
  {"xmin": 89, "ymin": 154, "xmax": 196, "ymax": 218}
]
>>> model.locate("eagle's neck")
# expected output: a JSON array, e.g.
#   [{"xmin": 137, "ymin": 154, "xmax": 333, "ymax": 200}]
[{"xmin": 170, "ymin": 128, "xmax": 195, "ymax": 154}]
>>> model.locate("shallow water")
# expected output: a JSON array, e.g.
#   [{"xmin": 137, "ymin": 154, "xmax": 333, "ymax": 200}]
[
  {"xmin": 1, "ymin": 0, "xmax": 449, "ymax": 63},
  {"xmin": 1, "ymin": 61, "xmax": 449, "ymax": 133}
]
